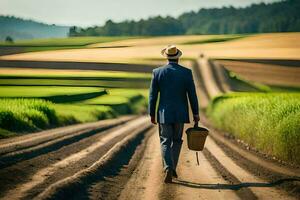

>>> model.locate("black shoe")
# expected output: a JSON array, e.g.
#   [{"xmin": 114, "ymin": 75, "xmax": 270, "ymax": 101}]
[
  {"xmin": 164, "ymin": 169, "xmax": 173, "ymax": 183},
  {"xmin": 172, "ymin": 169, "xmax": 178, "ymax": 178}
]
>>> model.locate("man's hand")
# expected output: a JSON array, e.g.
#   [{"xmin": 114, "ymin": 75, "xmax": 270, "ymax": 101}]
[
  {"xmin": 193, "ymin": 114, "xmax": 200, "ymax": 122},
  {"xmin": 151, "ymin": 116, "xmax": 157, "ymax": 125}
]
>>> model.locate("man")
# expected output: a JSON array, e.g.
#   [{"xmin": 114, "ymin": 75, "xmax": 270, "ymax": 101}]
[{"xmin": 148, "ymin": 45, "xmax": 200, "ymax": 183}]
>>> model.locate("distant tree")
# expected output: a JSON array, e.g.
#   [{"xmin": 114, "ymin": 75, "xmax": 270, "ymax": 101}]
[
  {"xmin": 68, "ymin": 26, "xmax": 81, "ymax": 37},
  {"xmin": 5, "ymin": 36, "xmax": 14, "ymax": 43},
  {"xmin": 66, "ymin": 0, "xmax": 300, "ymax": 36}
]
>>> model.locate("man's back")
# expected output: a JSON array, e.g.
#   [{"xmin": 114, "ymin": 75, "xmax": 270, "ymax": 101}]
[
  {"xmin": 149, "ymin": 45, "xmax": 200, "ymax": 183},
  {"xmin": 149, "ymin": 62, "xmax": 199, "ymax": 123}
]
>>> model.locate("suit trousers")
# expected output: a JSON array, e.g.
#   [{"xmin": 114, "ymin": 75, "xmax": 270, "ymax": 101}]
[{"xmin": 158, "ymin": 123, "xmax": 184, "ymax": 171}]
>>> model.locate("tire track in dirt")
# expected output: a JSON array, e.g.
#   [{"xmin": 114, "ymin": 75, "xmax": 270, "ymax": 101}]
[
  {"xmin": 169, "ymin": 131, "xmax": 240, "ymax": 200},
  {"xmin": 0, "ymin": 117, "xmax": 134, "ymax": 169},
  {"xmin": 192, "ymin": 58, "xmax": 299, "ymax": 199},
  {"xmin": 0, "ymin": 116, "xmax": 150, "ymax": 200},
  {"xmin": 204, "ymin": 132, "xmax": 297, "ymax": 200},
  {"xmin": 118, "ymin": 130, "xmax": 163, "ymax": 200},
  {"xmin": 36, "ymin": 119, "xmax": 154, "ymax": 200},
  {"xmin": 197, "ymin": 58, "xmax": 222, "ymax": 98},
  {"xmin": 87, "ymin": 127, "xmax": 156, "ymax": 200},
  {"xmin": 119, "ymin": 127, "xmax": 240, "ymax": 200},
  {"xmin": 208, "ymin": 60, "xmax": 232, "ymax": 93},
  {"xmin": 191, "ymin": 60, "xmax": 210, "ymax": 109},
  {"xmin": 0, "ymin": 116, "xmax": 133, "ymax": 155}
]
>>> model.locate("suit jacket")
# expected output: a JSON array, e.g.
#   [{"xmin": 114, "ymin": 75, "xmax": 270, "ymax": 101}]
[{"xmin": 148, "ymin": 62, "xmax": 199, "ymax": 123}]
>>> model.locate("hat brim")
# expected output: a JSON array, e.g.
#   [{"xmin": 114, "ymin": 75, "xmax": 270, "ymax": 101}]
[{"xmin": 161, "ymin": 48, "xmax": 182, "ymax": 59}]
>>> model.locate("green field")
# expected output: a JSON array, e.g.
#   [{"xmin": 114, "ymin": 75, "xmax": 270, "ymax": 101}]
[
  {"xmin": 0, "ymin": 36, "xmax": 136, "ymax": 47},
  {"xmin": 0, "ymin": 70, "xmax": 151, "ymax": 88},
  {"xmin": 0, "ymin": 69, "xmax": 150, "ymax": 138},
  {"xmin": 0, "ymin": 99, "xmax": 116, "ymax": 138},
  {"xmin": 0, "ymin": 36, "xmax": 138, "ymax": 52},
  {"xmin": 0, "ymin": 70, "xmax": 151, "ymax": 78},
  {"xmin": 0, "ymin": 87, "xmax": 148, "ymax": 138},
  {"xmin": 0, "ymin": 86, "xmax": 103, "ymax": 97},
  {"xmin": 83, "ymin": 89, "xmax": 148, "ymax": 114},
  {"xmin": 206, "ymin": 92, "xmax": 300, "ymax": 164}
]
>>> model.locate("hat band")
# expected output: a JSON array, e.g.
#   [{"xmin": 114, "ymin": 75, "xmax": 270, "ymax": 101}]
[{"xmin": 166, "ymin": 50, "xmax": 179, "ymax": 57}]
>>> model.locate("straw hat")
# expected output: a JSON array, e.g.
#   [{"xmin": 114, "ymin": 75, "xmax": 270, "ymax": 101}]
[{"xmin": 161, "ymin": 45, "xmax": 182, "ymax": 59}]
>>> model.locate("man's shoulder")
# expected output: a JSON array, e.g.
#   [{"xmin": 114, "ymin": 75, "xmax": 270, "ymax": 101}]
[
  {"xmin": 152, "ymin": 65, "xmax": 167, "ymax": 74},
  {"xmin": 177, "ymin": 64, "xmax": 192, "ymax": 73},
  {"xmin": 153, "ymin": 63, "xmax": 191, "ymax": 73}
]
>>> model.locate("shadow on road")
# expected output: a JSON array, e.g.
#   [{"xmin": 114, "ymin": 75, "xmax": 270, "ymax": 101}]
[{"xmin": 172, "ymin": 178, "xmax": 300, "ymax": 190}]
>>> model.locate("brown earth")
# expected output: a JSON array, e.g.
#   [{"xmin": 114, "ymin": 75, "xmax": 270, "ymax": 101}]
[
  {"xmin": 215, "ymin": 60, "xmax": 300, "ymax": 87},
  {"xmin": 0, "ymin": 33, "xmax": 299, "ymax": 200}
]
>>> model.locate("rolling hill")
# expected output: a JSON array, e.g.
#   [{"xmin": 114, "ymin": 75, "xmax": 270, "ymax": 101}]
[{"xmin": 0, "ymin": 16, "xmax": 69, "ymax": 41}]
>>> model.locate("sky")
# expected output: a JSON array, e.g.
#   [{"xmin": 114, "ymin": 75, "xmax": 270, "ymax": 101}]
[{"xmin": 0, "ymin": 0, "xmax": 280, "ymax": 27}]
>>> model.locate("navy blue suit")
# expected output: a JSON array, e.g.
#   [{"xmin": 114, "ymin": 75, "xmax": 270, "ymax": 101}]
[
  {"xmin": 148, "ymin": 62, "xmax": 199, "ymax": 123},
  {"xmin": 148, "ymin": 62, "xmax": 199, "ymax": 171}
]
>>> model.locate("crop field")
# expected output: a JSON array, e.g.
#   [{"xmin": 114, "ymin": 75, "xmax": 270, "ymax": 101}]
[
  {"xmin": 0, "ymin": 36, "xmax": 137, "ymax": 53},
  {"xmin": 0, "ymin": 68, "xmax": 151, "ymax": 88},
  {"xmin": 0, "ymin": 86, "xmax": 103, "ymax": 97},
  {"xmin": 206, "ymin": 92, "xmax": 300, "ymax": 164},
  {"xmin": 1, "ymin": 33, "xmax": 300, "ymax": 64},
  {"xmin": 0, "ymin": 68, "xmax": 151, "ymax": 138},
  {"xmin": 0, "ymin": 33, "xmax": 299, "ymax": 200},
  {"xmin": 0, "ymin": 36, "xmax": 135, "ymax": 46}
]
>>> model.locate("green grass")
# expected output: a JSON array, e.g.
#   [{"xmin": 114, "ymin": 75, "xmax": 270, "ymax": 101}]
[
  {"xmin": 0, "ymin": 69, "xmax": 150, "ymax": 138},
  {"xmin": 0, "ymin": 70, "xmax": 151, "ymax": 79},
  {"xmin": 0, "ymin": 128, "xmax": 16, "ymax": 139},
  {"xmin": 0, "ymin": 88, "xmax": 149, "ymax": 137},
  {"xmin": 0, "ymin": 70, "xmax": 152, "ymax": 88},
  {"xmin": 51, "ymin": 104, "xmax": 116, "ymax": 123},
  {"xmin": 206, "ymin": 92, "xmax": 300, "ymax": 164},
  {"xmin": 0, "ymin": 86, "xmax": 104, "ymax": 98},
  {"xmin": 83, "ymin": 89, "xmax": 148, "ymax": 114},
  {"xmin": 0, "ymin": 98, "xmax": 116, "ymax": 137},
  {"xmin": 0, "ymin": 99, "xmax": 59, "ymax": 133},
  {"xmin": 181, "ymin": 35, "xmax": 247, "ymax": 45},
  {"xmin": 0, "ymin": 36, "xmax": 138, "ymax": 53},
  {"xmin": 0, "ymin": 36, "xmax": 135, "ymax": 47}
]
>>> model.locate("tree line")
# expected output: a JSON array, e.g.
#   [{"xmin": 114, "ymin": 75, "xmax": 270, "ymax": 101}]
[{"xmin": 69, "ymin": 0, "xmax": 300, "ymax": 37}]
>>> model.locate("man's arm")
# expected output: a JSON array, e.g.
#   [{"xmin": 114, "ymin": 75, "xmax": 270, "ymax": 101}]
[
  {"xmin": 148, "ymin": 70, "xmax": 159, "ymax": 124},
  {"xmin": 187, "ymin": 70, "xmax": 200, "ymax": 122}
]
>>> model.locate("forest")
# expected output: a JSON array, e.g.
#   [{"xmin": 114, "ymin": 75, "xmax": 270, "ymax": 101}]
[{"xmin": 69, "ymin": 0, "xmax": 300, "ymax": 36}]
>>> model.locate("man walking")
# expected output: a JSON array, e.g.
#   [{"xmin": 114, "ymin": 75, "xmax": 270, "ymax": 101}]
[{"xmin": 148, "ymin": 45, "xmax": 200, "ymax": 183}]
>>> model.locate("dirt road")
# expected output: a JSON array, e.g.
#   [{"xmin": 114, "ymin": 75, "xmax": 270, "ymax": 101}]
[
  {"xmin": 1, "ymin": 80, "xmax": 298, "ymax": 200},
  {"xmin": 1, "ymin": 58, "xmax": 299, "ymax": 199}
]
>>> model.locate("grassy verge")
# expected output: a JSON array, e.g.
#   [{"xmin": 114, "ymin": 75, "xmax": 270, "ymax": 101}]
[
  {"xmin": 51, "ymin": 104, "xmax": 116, "ymax": 123},
  {"xmin": 0, "ymin": 98, "xmax": 116, "ymax": 138},
  {"xmin": 206, "ymin": 92, "xmax": 300, "ymax": 165}
]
